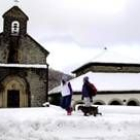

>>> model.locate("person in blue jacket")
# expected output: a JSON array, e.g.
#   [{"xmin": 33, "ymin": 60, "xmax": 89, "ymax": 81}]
[{"xmin": 82, "ymin": 76, "xmax": 97, "ymax": 106}]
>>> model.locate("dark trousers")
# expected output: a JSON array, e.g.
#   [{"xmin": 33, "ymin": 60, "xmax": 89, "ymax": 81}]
[{"xmin": 61, "ymin": 95, "xmax": 72, "ymax": 111}]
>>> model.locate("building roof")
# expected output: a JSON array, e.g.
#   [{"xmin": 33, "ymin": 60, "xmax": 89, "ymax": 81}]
[
  {"xmin": 3, "ymin": 6, "xmax": 29, "ymax": 20},
  {"xmin": 27, "ymin": 34, "xmax": 49, "ymax": 56},
  {"xmin": 49, "ymin": 71, "xmax": 140, "ymax": 94},
  {"xmin": 72, "ymin": 48, "xmax": 140, "ymax": 73},
  {"xmin": 91, "ymin": 48, "xmax": 139, "ymax": 64}
]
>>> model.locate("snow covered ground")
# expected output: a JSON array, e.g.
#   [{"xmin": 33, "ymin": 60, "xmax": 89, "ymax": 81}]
[{"xmin": 0, "ymin": 105, "xmax": 140, "ymax": 140}]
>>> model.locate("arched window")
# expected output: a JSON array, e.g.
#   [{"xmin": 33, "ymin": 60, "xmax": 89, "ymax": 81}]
[
  {"xmin": 11, "ymin": 21, "xmax": 20, "ymax": 35},
  {"xmin": 94, "ymin": 100, "xmax": 106, "ymax": 105},
  {"xmin": 127, "ymin": 100, "xmax": 139, "ymax": 106},
  {"xmin": 109, "ymin": 100, "xmax": 122, "ymax": 105},
  {"xmin": 94, "ymin": 101, "xmax": 104, "ymax": 105}
]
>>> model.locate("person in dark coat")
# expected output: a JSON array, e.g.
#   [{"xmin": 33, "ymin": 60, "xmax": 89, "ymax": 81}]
[{"xmin": 82, "ymin": 76, "xmax": 97, "ymax": 106}]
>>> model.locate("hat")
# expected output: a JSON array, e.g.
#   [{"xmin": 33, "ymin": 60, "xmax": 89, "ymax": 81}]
[
  {"xmin": 62, "ymin": 75, "xmax": 68, "ymax": 82},
  {"xmin": 83, "ymin": 76, "xmax": 89, "ymax": 82}
]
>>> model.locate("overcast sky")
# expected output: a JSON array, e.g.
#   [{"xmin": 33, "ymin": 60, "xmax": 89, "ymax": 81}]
[{"xmin": 0, "ymin": 0, "xmax": 140, "ymax": 74}]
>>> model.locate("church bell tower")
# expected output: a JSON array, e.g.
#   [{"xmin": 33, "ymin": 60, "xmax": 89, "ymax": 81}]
[
  {"xmin": 2, "ymin": 6, "xmax": 29, "ymax": 63},
  {"xmin": 3, "ymin": 6, "xmax": 29, "ymax": 38}
]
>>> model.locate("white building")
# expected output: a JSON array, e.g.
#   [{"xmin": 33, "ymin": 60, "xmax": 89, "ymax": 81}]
[{"xmin": 49, "ymin": 49, "xmax": 140, "ymax": 107}]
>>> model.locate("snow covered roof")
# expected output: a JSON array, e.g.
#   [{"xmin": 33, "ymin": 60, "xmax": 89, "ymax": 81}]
[
  {"xmin": 72, "ymin": 49, "xmax": 140, "ymax": 73},
  {"xmin": 49, "ymin": 71, "xmax": 140, "ymax": 94},
  {"xmin": 91, "ymin": 48, "xmax": 140, "ymax": 64},
  {"xmin": 0, "ymin": 63, "xmax": 47, "ymax": 68}
]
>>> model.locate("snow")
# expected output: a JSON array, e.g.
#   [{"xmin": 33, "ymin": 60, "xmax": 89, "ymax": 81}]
[
  {"xmin": 91, "ymin": 48, "xmax": 140, "ymax": 64},
  {"xmin": 0, "ymin": 63, "xmax": 47, "ymax": 68},
  {"xmin": 49, "ymin": 71, "xmax": 140, "ymax": 94},
  {"xmin": 0, "ymin": 105, "xmax": 140, "ymax": 140},
  {"xmin": 74, "ymin": 49, "xmax": 140, "ymax": 72}
]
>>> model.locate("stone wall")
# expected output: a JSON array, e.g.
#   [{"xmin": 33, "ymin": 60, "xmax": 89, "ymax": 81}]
[
  {"xmin": 19, "ymin": 36, "xmax": 47, "ymax": 64},
  {"xmin": 26, "ymin": 68, "xmax": 47, "ymax": 107},
  {"xmin": 0, "ymin": 34, "xmax": 47, "ymax": 64},
  {"xmin": 0, "ymin": 67, "xmax": 47, "ymax": 107},
  {"xmin": 0, "ymin": 35, "xmax": 9, "ymax": 63}
]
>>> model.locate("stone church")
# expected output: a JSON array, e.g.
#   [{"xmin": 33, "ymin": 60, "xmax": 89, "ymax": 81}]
[{"xmin": 0, "ymin": 6, "xmax": 49, "ymax": 108}]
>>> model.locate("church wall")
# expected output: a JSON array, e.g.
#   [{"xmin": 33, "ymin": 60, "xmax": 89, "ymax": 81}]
[
  {"xmin": 0, "ymin": 93, "xmax": 2, "ymax": 107},
  {"xmin": 0, "ymin": 36, "xmax": 9, "ymax": 63},
  {"xmin": 0, "ymin": 67, "xmax": 47, "ymax": 107},
  {"xmin": 0, "ymin": 35, "xmax": 47, "ymax": 64},
  {"xmin": 26, "ymin": 69, "xmax": 47, "ymax": 107},
  {"xmin": 3, "ymin": 17, "xmax": 27, "ymax": 38},
  {"xmin": 18, "ymin": 36, "xmax": 47, "ymax": 64}
]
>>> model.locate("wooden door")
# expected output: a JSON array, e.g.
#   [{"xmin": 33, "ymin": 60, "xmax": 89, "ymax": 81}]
[{"xmin": 7, "ymin": 90, "xmax": 20, "ymax": 108}]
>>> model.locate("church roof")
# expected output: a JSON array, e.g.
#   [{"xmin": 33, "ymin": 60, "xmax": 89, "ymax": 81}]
[
  {"xmin": 3, "ymin": 6, "xmax": 29, "ymax": 20},
  {"xmin": 27, "ymin": 34, "xmax": 49, "ymax": 56},
  {"xmin": 49, "ymin": 71, "xmax": 140, "ymax": 94}
]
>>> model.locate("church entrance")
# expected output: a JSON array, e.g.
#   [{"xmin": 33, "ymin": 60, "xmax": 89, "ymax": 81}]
[
  {"xmin": 1, "ymin": 76, "xmax": 29, "ymax": 108},
  {"xmin": 7, "ymin": 90, "xmax": 20, "ymax": 108}
]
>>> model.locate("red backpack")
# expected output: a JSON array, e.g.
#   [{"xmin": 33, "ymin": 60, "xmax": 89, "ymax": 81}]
[{"xmin": 88, "ymin": 83, "xmax": 97, "ymax": 96}]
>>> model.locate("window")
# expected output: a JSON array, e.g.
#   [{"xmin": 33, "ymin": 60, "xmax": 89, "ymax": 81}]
[{"xmin": 11, "ymin": 21, "xmax": 20, "ymax": 35}]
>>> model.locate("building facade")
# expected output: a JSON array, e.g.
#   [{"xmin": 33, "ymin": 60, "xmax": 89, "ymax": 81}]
[
  {"xmin": 49, "ymin": 49, "xmax": 140, "ymax": 107},
  {"xmin": 71, "ymin": 50, "xmax": 140, "ymax": 107},
  {"xmin": 0, "ymin": 6, "xmax": 49, "ymax": 108}
]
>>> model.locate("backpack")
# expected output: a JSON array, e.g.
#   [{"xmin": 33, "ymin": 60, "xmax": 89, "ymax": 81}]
[{"xmin": 88, "ymin": 83, "xmax": 97, "ymax": 96}]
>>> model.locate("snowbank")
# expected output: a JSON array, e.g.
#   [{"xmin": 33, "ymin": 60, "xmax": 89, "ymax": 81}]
[{"xmin": 0, "ymin": 105, "xmax": 140, "ymax": 140}]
